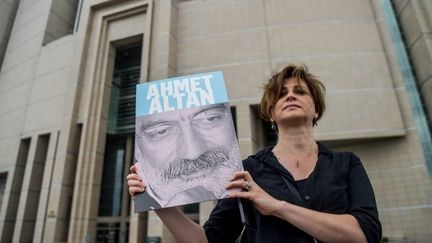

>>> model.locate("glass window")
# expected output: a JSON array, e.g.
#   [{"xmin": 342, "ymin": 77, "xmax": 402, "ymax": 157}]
[
  {"xmin": 98, "ymin": 135, "xmax": 126, "ymax": 217},
  {"xmin": 96, "ymin": 222, "xmax": 120, "ymax": 243},
  {"xmin": 43, "ymin": 0, "xmax": 80, "ymax": 45},
  {"xmin": 98, "ymin": 40, "xmax": 143, "ymax": 242},
  {"xmin": 108, "ymin": 43, "xmax": 142, "ymax": 135}
]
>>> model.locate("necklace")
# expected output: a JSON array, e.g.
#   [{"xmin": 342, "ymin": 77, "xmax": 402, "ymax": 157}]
[{"xmin": 274, "ymin": 146, "xmax": 317, "ymax": 168}]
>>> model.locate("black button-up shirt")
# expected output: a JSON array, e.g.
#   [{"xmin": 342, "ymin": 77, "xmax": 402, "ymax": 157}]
[{"xmin": 204, "ymin": 142, "xmax": 382, "ymax": 243}]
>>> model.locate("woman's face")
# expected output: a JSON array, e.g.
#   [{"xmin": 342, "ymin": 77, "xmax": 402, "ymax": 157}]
[{"xmin": 271, "ymin": 78, "xmax": 317, "ymax": 127}]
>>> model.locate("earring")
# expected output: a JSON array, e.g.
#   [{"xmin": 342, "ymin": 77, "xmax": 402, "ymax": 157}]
[{"xmin": 271, "ymin": 120, "xmax": 276, "ymax": 130}]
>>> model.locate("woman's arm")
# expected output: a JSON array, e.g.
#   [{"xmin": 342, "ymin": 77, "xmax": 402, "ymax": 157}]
[
  {"xmin": 127, "ymin": 165, "xmax": 208, "ymax": 243},
  {"xmin": 271, "ymin": 200, "xmax": 367, "ymax": 243},
  {"xmin": 227, "ymin": 171, "xmax": 367, "ymax": 243},
  {"xmin": 155, "ymin": 207, "xmax": 208, "ymax": 243}
]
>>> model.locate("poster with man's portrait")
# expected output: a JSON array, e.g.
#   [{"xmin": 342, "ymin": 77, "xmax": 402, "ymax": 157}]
[{"xmin": 134, "ymin": 71, "xmax": 243, "ymax": 212}]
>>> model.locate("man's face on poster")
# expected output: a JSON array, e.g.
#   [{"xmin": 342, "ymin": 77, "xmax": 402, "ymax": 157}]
[{"xmin": 135, "ymin": 103, "xmax": 240, "ymax": 206}]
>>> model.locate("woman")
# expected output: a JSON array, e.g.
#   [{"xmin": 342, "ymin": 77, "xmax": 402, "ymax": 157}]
[{"xmin": 127, "ymin": 64, "xmax": 382, "ymax": 243}]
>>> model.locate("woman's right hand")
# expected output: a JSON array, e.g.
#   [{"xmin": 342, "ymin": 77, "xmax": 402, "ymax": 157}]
[
  {"xmin": 127, "ymin": 164, "xmax": 146, "ymax": 199},
  {"xmin": 128, "ymin": 166, "xmax": 208, "ymax": 243}
]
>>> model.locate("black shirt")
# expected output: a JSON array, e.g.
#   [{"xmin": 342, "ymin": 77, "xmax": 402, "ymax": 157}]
[
  {"xmin": 295, "ymin": 178, "xmax": 308, "ymax": 201},
  {"xmin": 203, "ymin": 142, "xmax": 382, "ymax": 243}
]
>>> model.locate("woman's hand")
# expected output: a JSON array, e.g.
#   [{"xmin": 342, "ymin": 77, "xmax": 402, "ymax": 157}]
[
  {"xmin": 227, "ymin": 172, "xmax": 368, "ymax": 243},
  {"xmin": 127, "ymin": 164, "xmax": 146, "ymax": 199},
  {"xmin": 226, "ymin": 171, "xmax": 283, "ymax": 216}
]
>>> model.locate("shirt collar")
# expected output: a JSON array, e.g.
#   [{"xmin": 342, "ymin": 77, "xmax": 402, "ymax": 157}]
[{"xmin": 317, "ymin": 141, "xmax": 331, "ymax": 155}]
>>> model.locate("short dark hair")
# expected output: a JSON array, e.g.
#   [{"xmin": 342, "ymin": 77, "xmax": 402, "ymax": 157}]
[{"xmin": 260, "ymin": 64, "xmax": 326, "ymax": 126}]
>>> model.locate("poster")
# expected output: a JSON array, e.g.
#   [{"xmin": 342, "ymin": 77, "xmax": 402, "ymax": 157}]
[{"xmin": 134, "ymin": 71, "xmax": 243, "ymax": 212}]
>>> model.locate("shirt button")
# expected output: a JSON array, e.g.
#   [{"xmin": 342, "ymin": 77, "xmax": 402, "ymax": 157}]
[{"xmin": 304, "ymin": 195, "xmax": 310, "ymax": 201}]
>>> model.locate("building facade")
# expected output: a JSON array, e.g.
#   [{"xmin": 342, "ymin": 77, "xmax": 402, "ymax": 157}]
[{"xmin": 0, "ymin": 0, "xmax": 431, "ymax": 242}]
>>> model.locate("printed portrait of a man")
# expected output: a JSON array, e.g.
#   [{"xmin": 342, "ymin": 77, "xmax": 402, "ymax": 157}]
[{"xmin": 134, "ymin": 103, "xmax": 242, "ymax": 211}]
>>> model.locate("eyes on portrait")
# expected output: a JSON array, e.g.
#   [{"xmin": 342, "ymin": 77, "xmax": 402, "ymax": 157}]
[{"xmin": 139, "ymin": 106, "xmax": 229, "ymax": 142}]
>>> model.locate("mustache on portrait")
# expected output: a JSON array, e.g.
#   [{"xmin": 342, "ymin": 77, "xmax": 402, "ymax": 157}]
[{"xmin": 161, "ymin": 149, "xmax": 232, "ymax": 181}]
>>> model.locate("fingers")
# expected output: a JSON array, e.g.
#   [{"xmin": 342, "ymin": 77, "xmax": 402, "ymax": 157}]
[
  {"xmin": 128, "ymin": 179, "xmax": 145, "ymax": 197},
  {"xmin": 226, "ymin": 179, "xmax": 246, "ymax": 190},
  {"xmin": 129, "ymin": 186, "xmax": 145, "ymax": 198},
  {"xmin": 244, "ymin": 180, "xmax": 253, "ymax": 191},
  {"xmin": 231, "ymin": 171, "xmax": 245, "ymax": 181},
  {"xmin": 126, "ymin": 167, "xmax": 145, "ymax": 197},
  {"xmin": 228, "ymin": 190, "xmax": 253, "ymax": 200},
  {"xmin": 226, "ymin": 170, "xmax": 256, "ymax": 194},
  {"xmin": 231, "ymin": 170, "xmax": 253, "ymax": 181},
  {"xmin": 230, "ymin": 171, "xmax": 254, "ymax": 189},
  {"xmin": 126, "ymin": 173, "xmax": 141, "ymax": 181},
  {"xmin": 226, "ymin": 179, "xmax": 253, "ymax": 191},
  {"xmin": 127, "ymin": 176, "xmax": 145, "ymax": 187},
  {"xmin": 130, "ymin": 164, "xmax": 137, "ymax": 173}
]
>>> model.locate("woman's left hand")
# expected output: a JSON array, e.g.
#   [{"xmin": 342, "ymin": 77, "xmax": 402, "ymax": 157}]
[{"xmin": 226, "ymin": 171, "xmax": 283, "ymax": 216}]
